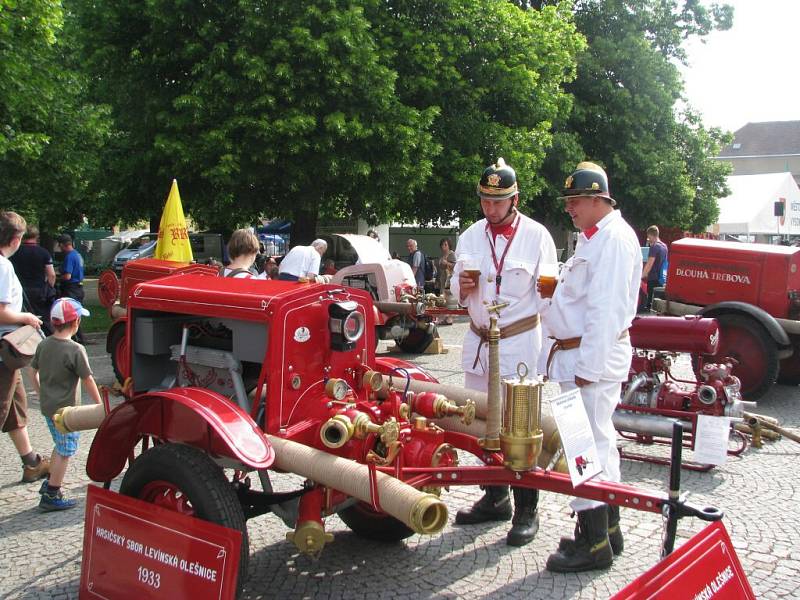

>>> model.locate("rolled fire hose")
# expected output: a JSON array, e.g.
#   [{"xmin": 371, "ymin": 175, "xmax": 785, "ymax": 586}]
[
  {"xmin": 267, "ymin": 435, "xmax": 447, "ymax": 535},
  {"xmin": 53, "ymin": 403, "xmax": 107, "ymax": 434}
]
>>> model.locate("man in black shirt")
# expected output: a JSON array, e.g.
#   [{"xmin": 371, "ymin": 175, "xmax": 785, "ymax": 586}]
[{"xmin": 9, "ymin": 226, "xmax": 56, "ymax": 326}]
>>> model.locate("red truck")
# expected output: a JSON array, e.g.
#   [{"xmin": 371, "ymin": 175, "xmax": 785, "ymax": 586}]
[{"xmin": 653, "ymin": 238, "xmax": 800, "ymax": 400}]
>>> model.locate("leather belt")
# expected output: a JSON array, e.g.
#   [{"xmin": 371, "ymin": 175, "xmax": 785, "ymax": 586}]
[
  {"xmin": 469, "ymin": 314, "xmax": 540, "ymax": 369},
  {"xmin": 546, "ymin": 330, "xmax": 630, "ymax": 379}
]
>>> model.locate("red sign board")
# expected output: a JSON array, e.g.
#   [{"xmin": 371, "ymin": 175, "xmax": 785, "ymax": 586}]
[
  {"xmin": 80, "ymin": 485, "xmax": 241, "ymax": 599},
  {"xmin": 611, "ymin": 521, "xmax": 755, "ymax": 600}
]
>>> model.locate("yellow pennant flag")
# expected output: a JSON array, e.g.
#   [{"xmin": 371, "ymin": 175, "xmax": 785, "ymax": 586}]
[{"xmin": 154, "ymin": 179, "xmax": 193, "ymax": 262}]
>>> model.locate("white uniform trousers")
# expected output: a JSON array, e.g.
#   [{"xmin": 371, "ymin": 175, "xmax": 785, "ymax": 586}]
[{"xmin": 558, "ymin": 379, "xmax": 622, "ymax": 512}]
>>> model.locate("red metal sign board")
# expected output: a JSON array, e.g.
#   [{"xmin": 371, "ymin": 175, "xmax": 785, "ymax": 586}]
[
  {"xmin": 80, "ymin": 485, "xmax": 241, "ymax": 599},
  {"xmin": 611, "ymin": 521, "xmax": 755, "ymax": 600}
]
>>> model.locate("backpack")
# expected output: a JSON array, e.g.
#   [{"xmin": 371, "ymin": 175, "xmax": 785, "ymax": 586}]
[{"xmin": 423, "ymin": 254, "xmax": 435, "ymax": 281}]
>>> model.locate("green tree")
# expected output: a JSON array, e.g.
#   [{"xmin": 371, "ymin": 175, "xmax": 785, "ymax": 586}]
[
  {"xmin": 530, "ymin": 0, "xmax": 733, "ymax": 231},
  {"xmin": 75, "ymin": 1, "xmax": 442, "ymax": 241},
  {"xmin": 0, "ymin": 1, "xmax": 110, "ymax": 232},
  {"xmin": 376, "ymin": 0, "xmax": 584, "ymax": 227}
]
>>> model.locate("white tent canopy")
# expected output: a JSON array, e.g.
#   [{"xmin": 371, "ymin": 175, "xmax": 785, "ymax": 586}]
[{"xmin": 712, "ymin": 172, "xmax": 800, "ymax": 235}]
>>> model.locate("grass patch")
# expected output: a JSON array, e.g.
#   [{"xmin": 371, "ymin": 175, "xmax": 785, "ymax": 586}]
[{"xmin": 82, "ymin": 302, "xmax": 114, "ymax": 334}]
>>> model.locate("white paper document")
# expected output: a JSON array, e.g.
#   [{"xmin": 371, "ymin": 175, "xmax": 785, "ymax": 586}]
[
  {"xmin": 550, "ymin": 388, "xmax": 602, "ymax": 487},
  {"xmin": 693, "ymin": 415, "xmax": 731, "ymax": 465}
]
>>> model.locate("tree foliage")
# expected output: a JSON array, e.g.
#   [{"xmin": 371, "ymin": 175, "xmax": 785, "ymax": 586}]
[
  {"xmin": 375, "ymin": 0, "xmax": 584, "ymax": 226},
  {"xmin": 0, "ymin": 1, "xmax": 110, "ymax": 231},
  {"xmin": 532, "ymin": 0, "xmax": 734, "ymax": 232},
  {"xmin": 73, "ymin": 0, "xmax": 583, "ymax": 239}
]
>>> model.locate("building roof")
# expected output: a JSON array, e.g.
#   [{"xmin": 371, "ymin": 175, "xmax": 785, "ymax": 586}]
[{"xmin": 718, "ymin": 121, "xmax": 800, "ymax": 157}]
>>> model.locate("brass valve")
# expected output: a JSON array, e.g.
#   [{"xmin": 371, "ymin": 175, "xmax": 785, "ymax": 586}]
[{"xmin": 430, "ymin": 395, "xmax": 476, "ymax": 425}]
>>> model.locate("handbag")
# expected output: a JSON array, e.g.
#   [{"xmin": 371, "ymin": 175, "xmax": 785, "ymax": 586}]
[{"xmin": 0, "ymin": 325, "xmax": 44, "ymax": 370}]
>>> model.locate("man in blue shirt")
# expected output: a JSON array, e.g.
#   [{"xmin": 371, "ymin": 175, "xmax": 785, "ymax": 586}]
[
  {"xmin": 641, "ymin": 225, "xmax": 668, "ymax": 310},
  {"xmin": 56, "ymin": 234, "xmax": 87, "ymax": 344}
]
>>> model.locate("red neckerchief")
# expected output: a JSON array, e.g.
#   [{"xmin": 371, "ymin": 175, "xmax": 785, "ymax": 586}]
[
  {"xmin": 484, "ymin": 213, "xmax": 520, "ymax": 295},
  {"xmin": 583, "ymin": 225, "xmax": 599, "ymax": 239}
]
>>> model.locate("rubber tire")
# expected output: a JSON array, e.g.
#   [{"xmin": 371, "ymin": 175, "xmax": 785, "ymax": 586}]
[
  {"xmin": 120, "ymin": 443, "xmax": 249, "ymax": 591},
  {"xmin": 698, "ymin": 313, "xmax": 778, "ymax": 402},
  {"xmin": 395, "ymin": 326, "xmax": 434, "ymax": 354},
  {"xmin": 338, "ymin": 501, "xmax": 415, "ymax": 542},
  {"xmin": 778, "ymin": 343, "xmax": 800, "ymax": 385},
  {"xmin": 108, "ymin": 325, "xmax": 128, "ymax": 385}
]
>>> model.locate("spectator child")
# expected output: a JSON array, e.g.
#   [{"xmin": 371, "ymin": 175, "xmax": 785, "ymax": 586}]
[{"xmin": 31, "ymin": 298, "xmax": 102, "ymax": 511}]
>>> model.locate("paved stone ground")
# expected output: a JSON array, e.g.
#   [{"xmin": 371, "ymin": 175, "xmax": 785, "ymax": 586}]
[{"xmin": 1, "ymin": 321, "xmax": 799, "ymax": 599}]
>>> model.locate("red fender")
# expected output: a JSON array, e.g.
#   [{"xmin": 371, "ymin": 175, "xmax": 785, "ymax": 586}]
[
  {"xmin": 86, "ymin": 387, "xmax": 274, "ymax": 482},
  {"xmin": 374, "ymin": 356, "xmax": 439, "ymax": 383}
]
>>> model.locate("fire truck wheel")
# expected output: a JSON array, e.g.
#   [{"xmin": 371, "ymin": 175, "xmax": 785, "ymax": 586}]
[
  {"xmin": 697, "ymin": 313, "xmax": 778, "ymax": 402},
  {"xmin": 395, "ymin": 327, "xmax": 434, "ymax": 354},
  {"xmin": 120, "ymin": 443, "xmax": 249, "ymax": 590},
  {"xmin": 778, "ymin": 344, "xmax": 800, "ymax": 385},
  {"xmin": 338, "ymin": 502, "xmax": 415, "ymax": 542},
  {"xmin": 108, "ymin": 325, "xmax": 129, "ymax": 384}
]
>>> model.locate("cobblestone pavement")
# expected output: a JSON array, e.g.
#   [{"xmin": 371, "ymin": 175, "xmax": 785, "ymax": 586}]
[{"xmin": 1, "ymin": 322, "xmax": 799, "ymax": 599}]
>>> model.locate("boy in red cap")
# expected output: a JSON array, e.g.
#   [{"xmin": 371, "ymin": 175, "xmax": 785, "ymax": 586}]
[{"xmin": 30, "ymin": 298, "xmax": 102, "ymax": 511}]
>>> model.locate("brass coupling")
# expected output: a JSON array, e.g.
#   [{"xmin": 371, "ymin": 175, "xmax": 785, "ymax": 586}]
[
  {"xmin": 408, "ymin": 494, "xmax": 449, "ymax": 535},
  {"xmin": 286, "ymin": 521, "xmax": 334, "ymax": 557},
  {"xmin": 319, "ymin": 412, "xmax": 400, "ymax": 449}
]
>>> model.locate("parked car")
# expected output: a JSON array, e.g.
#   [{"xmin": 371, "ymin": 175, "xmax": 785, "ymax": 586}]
[
  {"xmin": 112, "ymin": 233, "xmax": 158, "ymax": 273},
  {"xmin": 112, "ymin": 232, "xmax": 224, "ymax": 274}
]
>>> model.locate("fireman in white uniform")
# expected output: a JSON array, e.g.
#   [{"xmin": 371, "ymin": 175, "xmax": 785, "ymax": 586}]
[
  {"xmin": 450, "ymin": 158, "xmax": 557, "ymax": 547},
  {"xmin": 540, "ymin": 162, "xmax": 641, "ymax": 572}
]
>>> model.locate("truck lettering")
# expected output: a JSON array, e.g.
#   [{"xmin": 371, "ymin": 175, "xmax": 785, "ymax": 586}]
[
  {"xmin": 676, "ymin": 268, "xmax": 751, "ymax": 285},
  {"xmin": 710, "ymin": 272, "xmax": 751, "ymax": 284},
  {"xmin": 676, "ymin": 268, "xmax": 709, "ymax": 279}
]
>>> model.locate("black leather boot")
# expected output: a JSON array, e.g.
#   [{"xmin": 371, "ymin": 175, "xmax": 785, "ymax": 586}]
[
  {"xmin": 546, "ymin": 505, "xmax": 614, "ymax": 573},
  {"xmin": 455, "ymin": 486, "xmax": 512, "ymax": 525},
  {"xmin": 607, "ymin": 504, "xmax": 624, "ymax": 555},
  {"xmin": 559, "ymin": 504, "xmax": 623, "ymax": 556},
  {"xmin": 506, "ymin": 487, "xmax": 539, "ymax": 546}
]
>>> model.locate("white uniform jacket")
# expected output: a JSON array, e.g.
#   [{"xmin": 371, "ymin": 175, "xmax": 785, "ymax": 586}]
[
  {"xmin": 451, "ymin": 213, "xmax": 557, "ymax": 377},
  {"xmin": 540, "ymin": 210, "xmax": 641, "ymax": 383}
]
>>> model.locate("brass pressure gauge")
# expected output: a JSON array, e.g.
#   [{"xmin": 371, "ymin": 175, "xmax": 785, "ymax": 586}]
[{"xmin": 325, "ymin": 378, "xmax": 350, "ymax": 401}]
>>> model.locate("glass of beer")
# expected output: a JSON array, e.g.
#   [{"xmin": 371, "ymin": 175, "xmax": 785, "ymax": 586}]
[
  {"xmin": 538, "ymin": 263, "xmax": 559, "ymax": 299},
  {"xmin": 463, "ymin": 260, "xmax": 481, "ymax": 286}
]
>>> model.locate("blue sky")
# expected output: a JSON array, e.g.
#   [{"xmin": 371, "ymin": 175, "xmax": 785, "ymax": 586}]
[{"xmin": 679, "ymin": 0, "xmax": 798, "ymax": 133}]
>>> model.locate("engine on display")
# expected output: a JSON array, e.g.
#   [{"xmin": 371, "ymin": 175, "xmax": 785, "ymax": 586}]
[{"xmin": 622, "ymin": 352, "xmax": 749, "ymax": 417}]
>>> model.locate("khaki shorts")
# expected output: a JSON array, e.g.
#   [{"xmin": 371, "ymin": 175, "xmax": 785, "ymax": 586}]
[{"xmin": 0, "ymin": 363, "xmax": 28, "ymax": 432}]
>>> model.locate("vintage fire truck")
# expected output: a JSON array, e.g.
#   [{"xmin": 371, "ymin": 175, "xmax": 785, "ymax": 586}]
[
  {"xmin": 653, "ymin": 238, "xmax": 800, "ymax": 400},
  {"xmin": 85, "ymin": 267, "xmax": 721, "ymax": 592}
]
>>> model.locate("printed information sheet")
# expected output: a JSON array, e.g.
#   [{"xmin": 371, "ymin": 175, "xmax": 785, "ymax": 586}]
[
  {"xmin": 550, "ymin": 388, "xmax": 601, "ymax": 486},
  {"xmin": 693, "ymin": 415, "xmax": 731, "ymax": 465}
]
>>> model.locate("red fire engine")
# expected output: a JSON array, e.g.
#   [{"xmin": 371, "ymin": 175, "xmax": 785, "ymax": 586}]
[
  {"xmin": 654, "ymin": 238, "xmax": 800, "ymax": 400},
  {"xmin": 84, "ymin": 264, "xmax": 721, "ymax": 591}
]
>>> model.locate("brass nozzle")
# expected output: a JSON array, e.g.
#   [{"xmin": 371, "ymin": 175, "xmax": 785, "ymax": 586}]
[
  {"xmin": 52, "ymin": 408, "xmax": 69, "ymax": 434},
  {"xmin": 408, "ymin": 494, "xmax": 449, "ymax": 535},
  {"xmin": 432, "ymin": 396, "xmax": 476, "ymax": 425}
]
